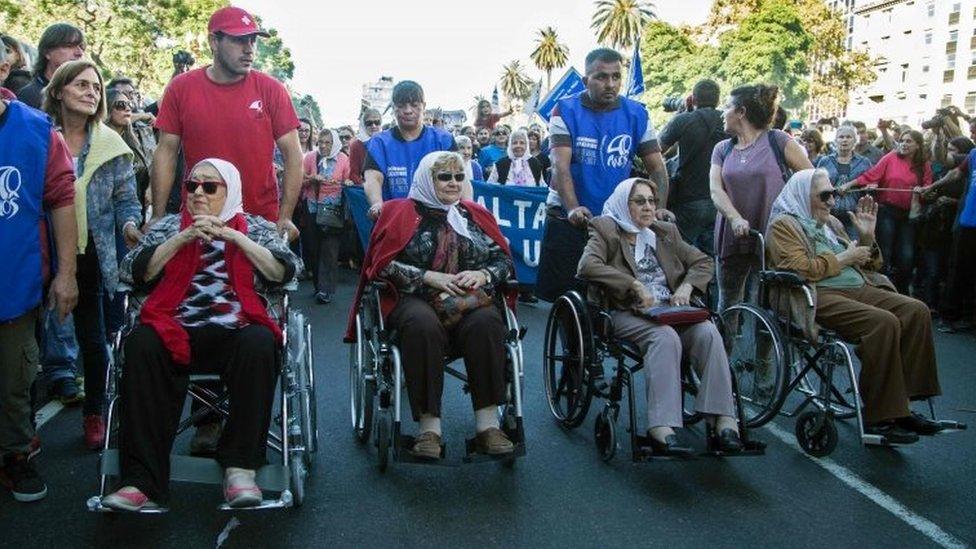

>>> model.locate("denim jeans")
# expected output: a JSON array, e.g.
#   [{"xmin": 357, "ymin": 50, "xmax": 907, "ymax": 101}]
[
  {"xmin": 39, "ymin": 309, "xmax": 80, "ymax": 385},
  {"xmin": 876, "ymin": 204, "xmax": 915, "ymax": 295}
]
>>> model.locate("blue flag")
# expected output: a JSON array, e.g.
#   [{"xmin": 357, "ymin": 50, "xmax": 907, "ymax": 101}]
[
  {"xmin": 627, "ymin": 40, "xmax": 644, "ymax": 98},
  {"xmin": 534, "ymin": 68, "xmax": 585, "ymax": 122}
]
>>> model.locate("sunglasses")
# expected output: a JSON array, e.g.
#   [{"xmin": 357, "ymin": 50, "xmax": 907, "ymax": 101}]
[
  {"xmin": 818, "ymin": 190, "xmax": 840, "ymax": 203},
  {"xmin": 435, "ymin": 172, "xmax": 465, "ymax": 182},
  {"xmin": 112, "ymin": 100, "xmax": 132, "ymax": 111},
  {"xmin": 364, "ymin": 120, "xmax": 382, "ymax": 127},
  {"xmin": 339, "ymin": 134, "xmax": 353, "ymax": 141},
  {"xmin": 630, "ymin": 197, "xmax": 657, "ymax": 206},
  {"xmin": 184, "ymin": 179, "xmax": 225, "ymax": 194}
]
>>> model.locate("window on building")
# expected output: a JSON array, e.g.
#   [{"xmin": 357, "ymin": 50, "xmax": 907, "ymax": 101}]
[
  {"xmin": 901, "ymin": 64, "xmax": 909, "ymax": 82},
  {"xmin": 950, "ymin": 30, "xmax": 959, "ymax": 42},
  {"xmin": 927, "ymin": 1, "xmax": 935, "ymax": 17},
  {"xmin": 948, "ymin": 53, "xmax": 957, "ymax": 66},
  {"xmin": 969, "ymin": 65, "xmax": 976, "ymax": 79},
  {"xmin": 943, "ymin": 94, "xmax": 954, "ymax": 108},
  {"xmin": 925, "ymin": 31, "xmax": 933, "ymax": 44},
  {"xmin": 966, "ymin": 92, "xmax": 976, "ymax": 113},
  {"xmin": 944, "ymin": 69, "xmax": 956, "ymax": 83}
]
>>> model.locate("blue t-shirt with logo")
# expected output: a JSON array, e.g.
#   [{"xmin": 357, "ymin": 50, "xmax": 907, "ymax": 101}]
[
  {"xmin": 547, "ymin": 93, "xmax": 658, "ymax": 213},
  {"xmin": 365, "ymin": 126, "xmax": 456, "ymax": 200}
]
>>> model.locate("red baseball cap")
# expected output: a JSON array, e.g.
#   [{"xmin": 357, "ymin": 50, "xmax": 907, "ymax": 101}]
[{"xmin": 208, "ymin": 6, "xmax": 270, "ymax": 37}]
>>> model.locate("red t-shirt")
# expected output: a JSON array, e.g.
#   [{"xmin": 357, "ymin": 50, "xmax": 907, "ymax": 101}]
[{"xmin": 155, "ymin": 68, "xmax": 299, "ymax": 221}]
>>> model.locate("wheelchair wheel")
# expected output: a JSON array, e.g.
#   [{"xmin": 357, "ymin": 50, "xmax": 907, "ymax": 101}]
[
  {"xmin": 681, "ymin": 367, "xmax": 703, "ymax": 426},
  {"xmin": 375, "ymin": 410, "xmax": 391, "ymax": 472},
  {"xmin": 795, "ymin": 341, "xmax": 859, "ymax": 421},
  {"xmin": 795, "ymin": 411, "xmax": 838, "ymax": 457},
  {"xmin": 290, "ymin": 453, "xmax": 307, "ymax": 507},
  {"xmin": 721, "ymin": 304, "xmax": 787, "ymax": 428},
  {"xmin": 543, "ymin": 292, "xmax": 594, "ymax": 428},
  {"xmin": 350, "ymin": 314, "xmax": 375, "ymax": 444},
  {"xmin": 594, "ymin": 408, "xmax": 617, "ymax": 463}
]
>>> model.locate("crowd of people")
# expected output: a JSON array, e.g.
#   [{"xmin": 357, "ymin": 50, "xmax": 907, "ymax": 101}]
[{"xmin": 0, "ymin": 6, "xmax": 970, "ymax": 509}]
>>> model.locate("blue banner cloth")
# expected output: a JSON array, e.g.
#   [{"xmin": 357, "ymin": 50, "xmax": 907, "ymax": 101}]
[
  {"xmin": 343, "ymin": 182, "xmax": 550, "ymax": 284},
  {"xmin": 535, "ymin": 68, "xmax": 585, "ymax": 122},
  {"xmin": 627, "ymin": 40, "xmax": 645, "ymax": 98}
]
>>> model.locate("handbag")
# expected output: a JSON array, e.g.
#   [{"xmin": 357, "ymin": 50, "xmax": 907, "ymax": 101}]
[
  {"xmin": 315, "ymin": 193, "xmax": 345, "ymax": 230},
  {"xmin": 428, "ymin": 288, "xmax": 493, "ymax": 329},
  {"xmin": 639, "ymin": 305, "xmax": 710, "ymax": 326}
]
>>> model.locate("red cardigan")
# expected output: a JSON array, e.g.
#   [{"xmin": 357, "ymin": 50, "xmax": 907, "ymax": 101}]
[{"xmin": 344, "ymin": 199, "xmax": 517, "ymax": 342}]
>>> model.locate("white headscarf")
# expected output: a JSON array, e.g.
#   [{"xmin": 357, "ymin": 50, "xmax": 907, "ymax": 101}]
[
  {"xmin": 408, "ymin": 151, "xmax": 472, "ymax": 240},
  {"xmin": 319, "ymin": 128, "xmax": 342, "ymax": 160},
  {"xmin": 190, "ymin": 158, "xmax": 243, "ymax": 222},
  {"xmin": 455, "ymin": 135, "xmax": 476, "ymax": 181},
  {"xmin": 602, "ymin": 177, "xmax": 657, "ymax": 264},
  {"xmin": 768, "ymin": 168, "xmax": 841, "ymax": 246},
  {"xmin": 507, "ymin": 129, "xmax": 534, "ymax": 186}
]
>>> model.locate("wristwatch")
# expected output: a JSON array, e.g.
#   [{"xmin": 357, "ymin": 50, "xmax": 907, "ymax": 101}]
[{"xmin": 481, "ymin": 269, "xmax": 494, "ymax": 285}]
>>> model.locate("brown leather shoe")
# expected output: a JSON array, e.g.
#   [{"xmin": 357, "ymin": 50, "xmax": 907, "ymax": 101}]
[
  {"xmin": 411, "ymin": 431, "xmax": 442, "ymax": 460},
  {"xmin": 475, "ymin": 427, "xmax": 514, "ymax": 455}
]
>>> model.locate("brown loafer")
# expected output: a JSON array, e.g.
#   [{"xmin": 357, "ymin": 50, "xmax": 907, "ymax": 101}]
[
  {"xmin": 411, "ymin": 431, "xmax": 442, "ymax": 460},
  {"xmin": 475, "ymin": 427, "xmax": 514, "ymax": 455}
]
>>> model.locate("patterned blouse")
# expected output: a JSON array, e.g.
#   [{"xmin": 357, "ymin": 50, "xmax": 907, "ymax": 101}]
[
  {"xmin": 381, "ymin": 201, "xmax": 512, "ymax": 298},
  {"xmin": 631, "ymin": 242, "xmax": 673, "ymax": 303}
]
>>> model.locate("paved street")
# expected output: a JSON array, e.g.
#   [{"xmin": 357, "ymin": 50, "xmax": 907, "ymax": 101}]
[{"xmin": 2, "ymin": 268, "xmax": 974, "ymax": 548}]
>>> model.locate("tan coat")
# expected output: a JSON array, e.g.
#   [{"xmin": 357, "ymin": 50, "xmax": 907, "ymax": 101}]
[
  {"xmin": 765, "ymin": 214, "xmax": 895, "ymax": 340},
  {"xmin": 577, "ymin": 216, "xmax": 714, "ymax": 311}
]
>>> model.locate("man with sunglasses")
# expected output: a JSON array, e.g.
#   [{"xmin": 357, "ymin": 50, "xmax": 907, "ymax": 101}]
[
  {"xmin": 149, "ymin": 6, "xmax": 302, "ymax": 241},
  {"xmin": 363, "ymin": 81, "xmax": 460, "ymax": 220},
  {"xmin": 347, "ymin": 108, "xmax": 383, "ymax": 186},
  {"xmin": 477, "ymin": 127, "xmax": 509, "ymax": 170},
  {"xmin": 536, "ymin": 47, "xmax": 672, "ymax": 304}
]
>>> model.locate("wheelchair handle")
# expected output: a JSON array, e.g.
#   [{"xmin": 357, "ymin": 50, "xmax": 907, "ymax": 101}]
[{"xmin": 748, "ymin": 229, "xmax": 766, "ymax": 272}]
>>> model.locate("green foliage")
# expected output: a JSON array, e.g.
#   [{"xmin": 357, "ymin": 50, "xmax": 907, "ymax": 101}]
[
  {"xmin": 591, "ymin": 0, "xmax": 656, "ymax": 51},
  {"xmin": 252, "ymin": 18, "xmax": 294, "ymax": 82},
  {"xmin": 499, "ymin": 60, "xmax": 533, "ymax": 102},
  {"xmin": 530, "ymin": 26, "xmax": 569, "ymax": 91}
]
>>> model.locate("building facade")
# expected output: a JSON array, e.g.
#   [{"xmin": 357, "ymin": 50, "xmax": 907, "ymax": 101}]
[
  {"xmin": 846, "ymin": 0, "xmax": 976, "ymax": 126},
  {"xmin": 361, "ymin": 76, "xmax": 394, "ymax": 114}
]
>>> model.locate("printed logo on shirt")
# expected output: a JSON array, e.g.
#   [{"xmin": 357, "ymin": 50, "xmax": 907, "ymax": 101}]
[
  {"xmin": 574, "ymin": 136, "xmax": 599, "ymax": 166},
  {"xmin": 248, "ymin": 100, "xmax": 265, "ymax": 119},
  {"xmin": 605, "ymin": 134, "xmax": 632, "ymax": 169},
  {"xmin": 388, "ymin": 165, "xmax": 409, "ymax": 197},
  {"xmin": 0, "ymin": 166, "xmax": 22, "ymax": 219}
]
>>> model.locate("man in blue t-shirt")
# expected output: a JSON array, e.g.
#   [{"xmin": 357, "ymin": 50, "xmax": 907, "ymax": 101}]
[
  {"xmin": 536, "ymin": 48, "xmax": 672, "ymax": 302},
  {"xmin": 363, "ymin": 80, "xmax": 463, "ymax": 220}
]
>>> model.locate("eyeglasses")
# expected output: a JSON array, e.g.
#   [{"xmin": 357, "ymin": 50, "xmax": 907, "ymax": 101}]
[
  {"xmin": 818, "ymin": 190, "xmax": 840, "ymax": 203},
  {"xmin": 339, "ymin": 134, "xmax": 353, "ymax": 141},
  {"xmin": 364, "ymin": 119, "xmax": 382, "ymax": 127},
  {"xmin": 112, "ymin": 100, "xmax": 133, "ymax": 111},
  {"xmin": 435, "ymin": 172, "xmax": 465, "ymax": 182},
  {"xmin": 630, "ymin": 197, "xmax": 657, "ymax": 206},
  {"xmin": 184, "ymin": 179, "xmax": 225, "ymax": 194}
]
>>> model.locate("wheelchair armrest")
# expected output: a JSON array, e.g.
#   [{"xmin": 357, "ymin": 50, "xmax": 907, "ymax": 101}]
[
  {"xmin": 368, "ymin": 280, "xmax": 389, "ymax": 292},
  {"xmin": 759, "ymin": 270, "xmax": 807, "ymax": 288}
]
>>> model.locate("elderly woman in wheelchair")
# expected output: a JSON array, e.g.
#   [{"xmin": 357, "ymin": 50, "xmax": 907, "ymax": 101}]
[
  {"xmin": 101, "ymin": 159, "xmax": 301, "ymax": 511},
  {"xmin": 765, "ymin": 168, "xmax": 942, "ymax": 445},
  {"xmin": 347, "ymin": 151, "xmax": 517, "ymax": 461},
  {"xmin": 577, "ymin": 178, "xmax": 742, "ymax": 456}
]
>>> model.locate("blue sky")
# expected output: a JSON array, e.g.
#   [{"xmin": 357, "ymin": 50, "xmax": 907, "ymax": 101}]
[{"xmin": 237, "ymin": 0, "xmax": 714, "ymax": 125}]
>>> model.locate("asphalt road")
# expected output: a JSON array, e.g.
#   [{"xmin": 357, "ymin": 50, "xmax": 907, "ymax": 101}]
[{"xmin": 2, "ymin": 268, "xmax": 974, "ymax": 548}]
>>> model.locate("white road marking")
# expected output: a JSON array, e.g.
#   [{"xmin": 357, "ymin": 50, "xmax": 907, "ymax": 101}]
[
  {"xmin": 764, "ymin": 423, "xmax": 968, "ymax": 549},
  {"xmin": 215, "ymin": 517, "xmax": 241, "ymax": 549},
  {"xmin": 34, "ymin": 401, "xmax": 65, "ymax": 429}
]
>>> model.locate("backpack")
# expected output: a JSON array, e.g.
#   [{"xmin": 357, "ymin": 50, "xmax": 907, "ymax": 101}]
[{"xmin": 718, "ymin": 130, "xmax": 792, "ymax": 183}]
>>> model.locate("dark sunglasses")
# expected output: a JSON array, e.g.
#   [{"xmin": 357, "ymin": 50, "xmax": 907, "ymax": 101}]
[
  {"xmin": 184, "ymin": 179, "xmax": 225, "ymax": 194},
  {"xmin": 339, "ymin": 134, "xmax": 353, "ymax": 141},
  {"xmin": 112, "ymin": 100, "xmax": 132, "ymax": 111},
  {"xmin": 818, "ymin": 190, "xmax": 840, "ymax": 203},
  {"xmin": 364, "ymin": 119, "xmax": 382, "ymax": 127},
  {"xmin": 630, "ymin": 197, "xmax": 657, "ymax": 206},
  {"xmin": 435, "ymin": 172, "xmax": 465, "ymax": 182}
]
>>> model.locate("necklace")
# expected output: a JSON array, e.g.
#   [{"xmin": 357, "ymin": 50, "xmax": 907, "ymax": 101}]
[{"xmin": 736, "ymin": 139, "xmax": 759, "ymax": 164}]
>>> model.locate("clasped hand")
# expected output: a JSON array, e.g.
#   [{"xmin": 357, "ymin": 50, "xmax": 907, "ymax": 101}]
[
  {"xmin": 424, "ymin": 270, "xmax": 488, "ymax": 296},
  {"xmin": 181, "ymin": 215, "xmax": 240, "ymax": 244}
]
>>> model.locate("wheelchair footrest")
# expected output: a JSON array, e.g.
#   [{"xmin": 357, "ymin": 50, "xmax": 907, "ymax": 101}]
[
  {"xmin": 98, "ymin": 449, "xmax": 290, "ymax": 492},
  {"xmin": 631, "ymin": 435, "xmax": 695, "ymax": 462},
  {"xmin": 700, "ymin": 439, "xmax": 767, "ymax": 458},
  {"xmin": 217, "ymin": 493, "xmax": 292, "ymax": 511},
  {"xmin": 87, "ymin": 495, "xmax": 170, "ymax": 514},
  {"xmin": 395, "ymin": 435, "xmax": 453, "ymax": 467},
  {"xmin": 935, "ymin": 420, "xmax": 967, "ymax": 432}
]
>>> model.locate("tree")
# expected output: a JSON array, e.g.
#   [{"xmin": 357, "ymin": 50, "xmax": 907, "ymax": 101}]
[
  {"xmin": 591, "ymin": 0, "xmax": 656, "ymax": 52},
  {"xmin": 530, "ymin": 26, "xmax": 569, "ymax": 92},
  {"xmin": 499, "ymin": 60, "xmax": 533, "ymax": 103},
  {"xmin": 293, "ymin": 93, "xmax": 323, "ymax": 128},
  {"xmin": 252, "ymin": 18, "xmax": 294, "ymax": 82}
]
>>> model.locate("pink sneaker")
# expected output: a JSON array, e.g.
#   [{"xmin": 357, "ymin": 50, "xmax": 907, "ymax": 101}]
[
  {"xmin": 223, "ymin": 471, "xmax": 262, "ymax": 508},
  {"xmin": 102, "ymin": 487, "xmax": 160, "ymax": 512},
  {"xmin": 83, "ymin": 415, "xmax": 105, "ymax": 451}
]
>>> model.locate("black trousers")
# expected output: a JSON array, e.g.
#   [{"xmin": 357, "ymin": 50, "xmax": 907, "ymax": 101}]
[
  {"xmin": 387, "ymin": 295, "xmax": 507, "ymax": 421},
  {"xmin": 942, "ymin": 228, "xmax": 976, "ymax": 321},
  {"xmin": 535, "ymin": 211, "xmax": 587, "ymax": 302},
  {"xmin": 75, "ymin": 240, "xmax": 108, "ymax": 416},
  {"xmin": 118, "ymin": 324, "xmax": 278, "ymax": 503}
]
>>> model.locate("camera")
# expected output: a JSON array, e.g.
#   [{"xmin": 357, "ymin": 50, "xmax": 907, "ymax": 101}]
[
  {"xmin": 173, "ymin": 50, "xmax": 195, "ymax": 68},
  {"xmin": 662, "ymin": 96, "xmax": 688, "ymax": 113}
]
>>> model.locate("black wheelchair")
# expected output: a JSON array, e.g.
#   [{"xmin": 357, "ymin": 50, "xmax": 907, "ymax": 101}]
[
  {"xmin": 349, "ymin": 280, "xmax": 527, "ymax": 470},
  {"xmin": 721, "ymin": 230, "xmax": 966, "ymax": 457},
  {"xmin": 87, "ymin": 281, "xmax": 318, "ymax": 512},
  {"xmin": 542, "ymin": 281, "xmax": 765, "ymax": 462}
]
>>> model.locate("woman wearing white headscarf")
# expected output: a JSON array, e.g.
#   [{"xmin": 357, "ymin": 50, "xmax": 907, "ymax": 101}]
[
  {"xmin": 766, "ymin": 169, "xmax": 942, "ymax": 444},
  {"xmin": 104, "ymin": 158, "xmax": 302, "ymax": 511},
  {"xmin": 487, "ymin": 129, "xmax": 543, "ymax": 185},
  {"xmin": 302, "ymin": 128, "xmax": 351, "ymax": 303},
  {"xmin": 578, "ymin": 178, "xmax": 741, "ymax": 456},
  {"xmin": 345, "ymin": 151, "xmax": 517, "ymax": 460}
]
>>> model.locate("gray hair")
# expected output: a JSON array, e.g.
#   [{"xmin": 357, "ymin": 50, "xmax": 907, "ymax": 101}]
[
  {"xmin": 0, "ymin": 38, "xmax": 8, "ymax": 65},
  {"xmin": 455, "ymin": 135, "xmax": 472, "ymax": 148}
]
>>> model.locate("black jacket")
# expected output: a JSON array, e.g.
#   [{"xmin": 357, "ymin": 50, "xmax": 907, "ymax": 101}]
[{"xmin": 493, "ymin": 156, "xmax": 543, "ymax": 185}]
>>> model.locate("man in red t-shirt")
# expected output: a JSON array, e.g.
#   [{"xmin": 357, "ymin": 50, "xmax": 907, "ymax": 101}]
[{"xmin": 149, "ymin": 6, "xmax": 302, "ymax": 238}]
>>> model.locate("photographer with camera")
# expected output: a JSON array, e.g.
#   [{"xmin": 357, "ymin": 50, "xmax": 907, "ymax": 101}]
[{"xmin": 658, "ymin": 79, "xmax": 727, "ymax": 256}]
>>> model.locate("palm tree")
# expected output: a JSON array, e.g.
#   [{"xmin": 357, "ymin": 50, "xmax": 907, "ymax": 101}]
[
  {"xmin": 530, "ymin": 27, "xmax": 570, "ymax": 92},
  {"xmin": 499, "ymin": 60, "xmax": 533, "ymax": 103},
  {"xmin": 590, "ymin": 0, "xmax": 656, "ymax": 51}
]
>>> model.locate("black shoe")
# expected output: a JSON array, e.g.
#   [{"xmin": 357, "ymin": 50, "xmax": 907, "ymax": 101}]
[
  {"xmin": 51, "ymin": 378, "xmax": 83, "ymax": 406},
  {"xmin": 865, "ymin": 421, "xmax": 920, "ymax": 445},
  {"xmin": 647, "ymin": 432, "xmax": 693, "ymax": 457},
  {"xmin": 717, "ymin": 428, "xmax": 744, "ymax": 452},
  {"xmin": 0, "ymin": 453, "xmax": 47, "ymax": 502},
  {"xmin": 518, "ymin": 292, "xmax": 538, "ymax": 304},
  {"xmin": 315, "ymin": 291, "xmax": 333, "ymax": 304},
  {"xmin": 897, "ymin": 412, "xmax": 944, "ymax": 436}
]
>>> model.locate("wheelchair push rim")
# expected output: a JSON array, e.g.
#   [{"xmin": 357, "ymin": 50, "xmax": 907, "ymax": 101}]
[
  {"xmin": 543, "ymin": 292, "xmax": 594, "ymax": 428},
  {"xmin": 721, "ymin": 304, "xmax": 788, "ymax": 428}
]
